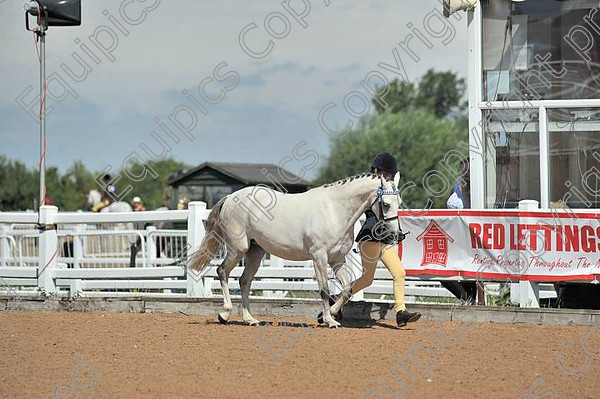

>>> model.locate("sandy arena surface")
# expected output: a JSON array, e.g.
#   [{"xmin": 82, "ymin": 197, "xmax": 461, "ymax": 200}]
[{"xmin": 0, "ymin": 311, "xmax": 598, "ymax": 398}]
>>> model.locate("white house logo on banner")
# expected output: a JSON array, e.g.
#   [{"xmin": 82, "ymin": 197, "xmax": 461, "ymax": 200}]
[{"xmin": 415, "ymin": 220, "xmax": 455, "ymax": 267}]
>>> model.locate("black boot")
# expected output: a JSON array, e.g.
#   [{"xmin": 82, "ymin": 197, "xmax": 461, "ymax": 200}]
[{"xmin": 396, "ymin": 310, "xmax": 421, "ymax": 327}]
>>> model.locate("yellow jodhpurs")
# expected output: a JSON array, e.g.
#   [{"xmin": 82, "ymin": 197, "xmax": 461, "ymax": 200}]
[{"xmin": 350, "ymin": 241, "xmax": 406, "ymax": 312}]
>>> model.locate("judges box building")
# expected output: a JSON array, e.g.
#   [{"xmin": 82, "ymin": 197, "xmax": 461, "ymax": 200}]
[{"xmin": 449, "ymin": 0, "xmax": 600, "ymax": 210}]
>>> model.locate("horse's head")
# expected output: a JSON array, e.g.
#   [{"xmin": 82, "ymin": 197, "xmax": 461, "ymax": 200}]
[
  {"xmin": 369, "ymin": 175, "xmax": 403, "ymax": 242},
  {"xmin": 86, "ymin": 189, "xmax": 101, "ymax": 210}
]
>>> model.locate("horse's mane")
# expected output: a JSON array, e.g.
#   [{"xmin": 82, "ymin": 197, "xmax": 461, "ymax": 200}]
[{"xmin": 320, "ymin": 173, "xmax": 378, "ymax": 188}]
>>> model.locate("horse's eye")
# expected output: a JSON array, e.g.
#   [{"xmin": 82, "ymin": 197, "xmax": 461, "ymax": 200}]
[{"xmin": 383, "ymin": 203, "xmax": 391, "ymax": 212}]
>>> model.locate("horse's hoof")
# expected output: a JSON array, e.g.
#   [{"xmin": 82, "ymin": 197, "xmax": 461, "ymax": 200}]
[
  {"xmin": 317, "ymin": 311, "xmax": 324, "ymax": 325},
  {"xmin": 318, "ymin": 312, "xmax": 341, "ymax": 324},
  {"xmin": 327, "ymin": 318, "xmax": 341, "ymax": 328},
  {"xmin": 217, "ymin": 313, "xmax": 228, "ymax": 325},
  {"xmin": 248, "ymin": 320, "xmax": 262, "ymax": 326}
]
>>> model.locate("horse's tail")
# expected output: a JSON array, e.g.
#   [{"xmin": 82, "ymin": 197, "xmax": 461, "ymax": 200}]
[{"xmin": 188, "ymin": 196, "xmax": 228, "ymax": 272}]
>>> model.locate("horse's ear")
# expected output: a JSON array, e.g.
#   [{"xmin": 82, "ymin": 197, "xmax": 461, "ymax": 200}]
[{"xmin": 393, "ymin": 172, "xmax": 400, "ymax": 187}]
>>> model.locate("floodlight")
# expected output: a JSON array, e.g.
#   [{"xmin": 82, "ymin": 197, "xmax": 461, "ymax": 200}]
[{"xmin": 25, "ymin": 0, "xmax": 80, "ymax": 29}]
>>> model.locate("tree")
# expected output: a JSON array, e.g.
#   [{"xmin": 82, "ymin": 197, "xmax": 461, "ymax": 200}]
[
  {"xmin": 315, "ymin": 110, "xmax": 468, "ymax": 209},
  {"xmin": 373, "ymin": 80, "xmax": 416, "ymax": 114},
  {"xmin": 0, "ymin": 156, "xmax": 191, "ymax": 211},
  {"xmin": 373, "ymin": 69, "xmax": 466, "ymax": 119},
  {"xmin": 0, "ymin": 156, "xmax": 38, "ymax": 210},
  {"xmin": 46, "ymin": 161, "xmax": 96, "ymax": 210},
  {"xmin": 415, "ymin": 69, "xmax": 466, "ymax": 118}
]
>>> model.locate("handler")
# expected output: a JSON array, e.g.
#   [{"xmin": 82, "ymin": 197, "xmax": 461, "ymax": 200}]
[{"xmin": 350, "ymin": 152, "xmax": 421, "ymax": 328}]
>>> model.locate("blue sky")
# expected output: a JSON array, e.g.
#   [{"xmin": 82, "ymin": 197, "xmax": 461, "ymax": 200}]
[{"xmin": 0, "ymin": 0, "xmax": 467, "ymax": 179}]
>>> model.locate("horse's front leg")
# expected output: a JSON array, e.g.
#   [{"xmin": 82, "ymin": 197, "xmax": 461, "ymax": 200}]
[
  {"xmin": 330, "ymin": 292, "xmax": 351, "ymax": 316},
  {"xmin": 330, "ymin": 240, "xmax": 360, "ymax": 316},
  {"xmin": 313, "ymin": 253, "xmax": 340, "ymax": 328}
]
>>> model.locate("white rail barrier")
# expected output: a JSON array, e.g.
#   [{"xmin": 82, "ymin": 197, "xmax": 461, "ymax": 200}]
[{"xmin": 0, "ymin": 202, "xmax": 556, "ymax": 305}]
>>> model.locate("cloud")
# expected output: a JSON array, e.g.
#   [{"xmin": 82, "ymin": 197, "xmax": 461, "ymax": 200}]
[
  {"xmin": 239, "ymin": 74, "xmax": 267, "ymax": 87},
  {"xmin": 260, "ymin": 62, "xmax": 299, "ymax": 74},
  {"xmin": 333, "ymin": 63, "xmax": 362, "ymax": 73},
  {"xmin": 0, "ymin": 0, "xmax": 468, "ymax": 177},
  {"xmin": 258, "ymin": 62, "xmax": 316, "ymax": 75}
]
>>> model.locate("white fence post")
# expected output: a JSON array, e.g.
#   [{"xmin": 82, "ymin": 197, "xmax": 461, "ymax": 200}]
[
  {"xmin": 146, "ymin": 225, "xmax": 156, "ymax": 268},
  {"xmin": 517, "ymin": 200, "xmax": 540, "ymax": 308},
  {"xmin": 187, "ymin": 201, "xmax": 207, "ymax": 298},
  {"xmin": 266, "ymin": 255, "xmax": 285, "ymax": 298},
  {"xmin": 73, "ymin": 224, "xmax": 85, "ymax": 269},
  {"xmin": 0, "ymin": 224, "xmax": 9, "ymax": 267},
  {"xmin": 38, "ymin": 205, "xmax": 58, "ymax": 294},
  {"xmin": 270, "ymin": 255, "xmax": 284, "ymax": 268},
  {"xmin": 510, "ymin": 283, "xmax": 520, "ymax": 304}
]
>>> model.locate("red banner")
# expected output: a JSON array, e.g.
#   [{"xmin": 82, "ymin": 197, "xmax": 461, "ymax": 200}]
[{"xmin": 397, "ymin": 210, "xmax": 600, "ymax": 282}]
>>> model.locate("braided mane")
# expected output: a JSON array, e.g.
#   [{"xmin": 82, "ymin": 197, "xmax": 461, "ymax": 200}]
[{"xmin": 321, "ymin": 173, "xmax": 378, "ymax": 188}]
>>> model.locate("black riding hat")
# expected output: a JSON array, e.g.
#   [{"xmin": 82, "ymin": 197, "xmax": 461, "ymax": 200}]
[{"xmin": 371, "ymin": 152, "xmax": 398, "ymax": 174}]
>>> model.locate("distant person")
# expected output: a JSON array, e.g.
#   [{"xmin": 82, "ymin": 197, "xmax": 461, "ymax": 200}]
[
  {"xmin": 442, "ymin": 158, "xmax": 477, "ymax": 304},
  {"xmin": 447, "ymin": 158, "xmax": 470, "ymax": 209},
  {"xmin": 132, "ymin": 196, "xmax": 146, "ymax": 212},
  {"xmin": 92, "ymin": 174, "xmax": 116, "ymax": 212},
  {"xmin": 177, "ymin": 197, "xmax": 189, "ymax": 210}
]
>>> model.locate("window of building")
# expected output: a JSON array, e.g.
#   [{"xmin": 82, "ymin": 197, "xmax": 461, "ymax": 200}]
[
  {"xmin": 548, "ymin": 108, "xmax": 600, "ymax": 208},
  {"xmin": 484, "ymin": 109, "xmax": 541, "ymax": 208},
  {"xmin": 483, "ymin": 0, "xmax": 600, "ymax": 102}
]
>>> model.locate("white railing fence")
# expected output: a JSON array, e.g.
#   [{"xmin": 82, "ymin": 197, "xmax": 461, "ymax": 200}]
[{"xmin": 0, "ymin": 202, "xmax": 555, "ymax": 306}]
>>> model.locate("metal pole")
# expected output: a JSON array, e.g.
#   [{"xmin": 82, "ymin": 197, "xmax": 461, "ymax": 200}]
[
  {"xmin": 539, "ymin": 106, "xmax": 549, "ymax": 209},
  {"xmin": 467, "ymin": 6, "xmax": 484, "ymax": 209},
  {"xmin": 39, "ymin": 30, "xmax": 46, "ymax": 209}
]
